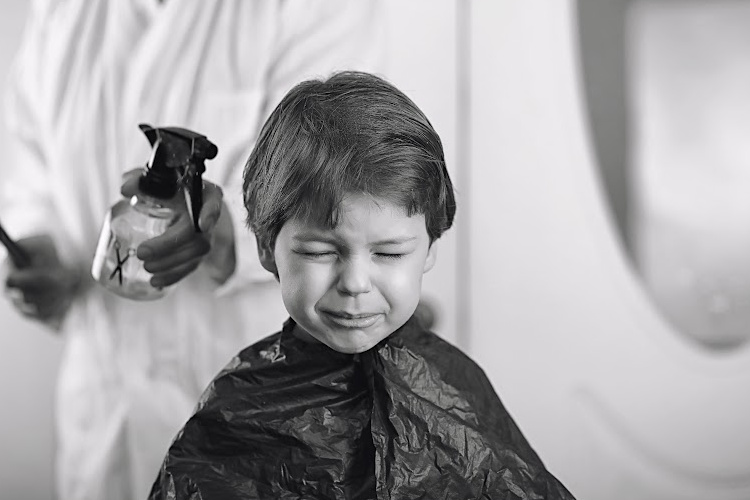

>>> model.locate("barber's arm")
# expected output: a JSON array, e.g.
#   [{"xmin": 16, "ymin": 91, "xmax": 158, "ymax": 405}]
[{"xmin": 1, "ymin": 11, "xmax": 81, "ymax": 330}]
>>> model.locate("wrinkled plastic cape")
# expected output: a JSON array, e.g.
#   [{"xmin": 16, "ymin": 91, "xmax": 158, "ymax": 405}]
[{"xmin": 149, "ymin": 316, "xmax": 575, "ymax": 499}]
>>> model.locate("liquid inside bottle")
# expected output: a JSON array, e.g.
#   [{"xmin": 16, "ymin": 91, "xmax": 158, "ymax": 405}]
[{"xmin": 92, "ymin": 195, "xmax": 175, "ymax": 300}]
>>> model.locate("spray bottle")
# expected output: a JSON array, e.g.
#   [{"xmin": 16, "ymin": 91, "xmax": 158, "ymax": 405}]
[{"xmin": 91, "ymin": 124, "xmax": 218, "ymax": 300}]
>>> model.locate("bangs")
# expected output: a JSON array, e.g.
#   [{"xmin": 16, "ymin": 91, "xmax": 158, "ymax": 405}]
[
  {"xmin": 243, "ymin": 72, "xmax": 455, "ymax": 249},
  {"xmin": 288, "ymin": 143, "xmax": 442, "ymax": 233},
  {"xmin": 284, "ymin": 140, "xmax": 358, "ymax": 230}
]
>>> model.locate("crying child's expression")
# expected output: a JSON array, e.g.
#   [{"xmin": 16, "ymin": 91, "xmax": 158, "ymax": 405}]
[{"xmin": 266, "ymin": 193, "xmax": 436, "ymax": 353}]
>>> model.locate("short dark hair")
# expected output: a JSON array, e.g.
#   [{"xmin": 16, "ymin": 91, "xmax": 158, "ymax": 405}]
[{"xmin": 243, "ymin": 71, "xmax": 455, "ymax": 249}]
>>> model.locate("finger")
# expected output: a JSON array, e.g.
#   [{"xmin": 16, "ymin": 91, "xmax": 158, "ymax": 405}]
[
  {"xmin": 35, "ymin": 298, "xmax": 66, "ymax": 322},
  {"xmin": 198, "ymin": 183, "xmax": 223, "ymax": 233},
  {"xmin": 18, "ymin": 301, "xmax": 39, "ymax": 317},
  {"xmin": 5, "ymin": 286, "xmax": 24, "ymax": 303},
  {"xmin": 136, "ymin": 215, "xmax": 195, "ymax": 261},
  {"xmin": 9, "ymin": 292, "xmax": 39, "ymax": 317},
  {"xmin": 11, "ymin": 286, "xmax": 51, "ymax": 307},
  {"xmin": 120, "ymin": 168, "xmax": 146, "ymax": 197},
  {"xmin": 142, "ymin": 237, "xmax": 211, "ymax": 273},
  {"xmin": 6, "ymin": 270, "xmax": 57, "ymax": 292},
  {"xmin": 150, "ymin": 258, "xmax": 203, "ymax": 288},
  {"xmin": 5, "ymin": 266, "xmax": 73, "ymax": 293},
  {"xmin": 19, "ymin": 287, "xmax": 72, "ymax": 324}
]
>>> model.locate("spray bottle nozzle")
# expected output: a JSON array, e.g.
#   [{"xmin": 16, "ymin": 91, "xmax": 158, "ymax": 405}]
[{"xmin": 137, "ymin": 123, "xmax": 218, "ymax": 232}]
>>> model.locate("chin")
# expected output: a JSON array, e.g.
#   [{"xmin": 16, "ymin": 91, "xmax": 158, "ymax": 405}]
[
  {"xmin": 324, "ymin": 337, "xmax": 376, "ymax": 354},
  {"xmin": 319, "ymin": 331, "xmax": 385, "ymax": 354},
  {"xmin": 330, "ymin": 344, "xmax": 367, "ymax": 354}
]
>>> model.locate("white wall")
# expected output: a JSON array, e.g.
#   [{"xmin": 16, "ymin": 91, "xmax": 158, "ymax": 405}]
[
  {"xmin": 381, "ymin": 0, "xmax": 461, "ymax": 347},
  {"xmin": 468, "ymin": 2, "xmax": 750, "ymax": 499}
]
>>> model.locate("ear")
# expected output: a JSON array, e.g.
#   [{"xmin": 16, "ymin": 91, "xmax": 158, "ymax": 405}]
[
  {"xmin": 256, "ymin": 237, "xmax": 279, "ymax": 279},
  {"xmin": 423, "ymin": 241, "xmax": 437, "ymax": 273}
]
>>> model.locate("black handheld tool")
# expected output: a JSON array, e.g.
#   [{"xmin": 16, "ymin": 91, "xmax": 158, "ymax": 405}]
[{"xmin": 0, "ymin": 219, "xmax": 31, "ymax": 268}]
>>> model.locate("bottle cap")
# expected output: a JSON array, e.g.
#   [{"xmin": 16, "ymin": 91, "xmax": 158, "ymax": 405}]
[{"xmin": 137, "ymin": 124, "xmax": 218, "ymax": 230}]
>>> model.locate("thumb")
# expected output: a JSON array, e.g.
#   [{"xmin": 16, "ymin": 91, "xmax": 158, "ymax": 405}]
[
  {"xmin": 120, "ymin": 168, "xmax": 144, "ymax": 197},
  {"xmin": 198, "ymin": 183, "xmax": 223, "ymax": 233}
]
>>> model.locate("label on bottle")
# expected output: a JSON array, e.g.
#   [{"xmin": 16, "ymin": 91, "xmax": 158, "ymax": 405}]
[
  {"xmin": 107, "ymin": 239, "xmax": 137, "ymax": 286},
  {"xmin": 91, "ymin": 200, "xmax": 172, "ymax": 300}
]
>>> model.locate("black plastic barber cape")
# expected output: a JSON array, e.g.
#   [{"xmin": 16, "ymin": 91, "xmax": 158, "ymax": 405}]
[{"xmin": 149, "ymin": 316, "xmax": 575, "ymax": 499}]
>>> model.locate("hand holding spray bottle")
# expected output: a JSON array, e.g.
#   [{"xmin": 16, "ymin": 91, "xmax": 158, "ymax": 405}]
[{"xmin": 91, "ymin": 124, "xmax": 218, "ymax": 301}]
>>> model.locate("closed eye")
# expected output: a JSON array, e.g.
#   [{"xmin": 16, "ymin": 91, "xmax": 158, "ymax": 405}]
[
  {"xmin": 294, "ymin": 250, "xmax": 336, "ymax": 259},
  {"xmin": 375, "ymin": 253, "xmax": 405, "ymax": 260}
]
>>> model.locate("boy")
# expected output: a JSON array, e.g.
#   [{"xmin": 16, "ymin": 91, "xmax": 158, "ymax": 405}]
[{"xmin": 149, "ymin": 72, "xmax": 575, "ymax": 499}]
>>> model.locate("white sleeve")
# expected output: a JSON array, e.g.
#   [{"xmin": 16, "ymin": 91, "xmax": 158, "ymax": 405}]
[
  {"xmin": 215, "ymin": 0, "xmax": 385, "ymax": 295},
  {"xmin": 1, "ymin": 6, "xmax": 53, "ymax": 245}
]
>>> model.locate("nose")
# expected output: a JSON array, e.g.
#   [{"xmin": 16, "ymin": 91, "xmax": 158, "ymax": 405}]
[{"xmin": 336, "ymin": 256, "xmax": 372, "ymax": 296}]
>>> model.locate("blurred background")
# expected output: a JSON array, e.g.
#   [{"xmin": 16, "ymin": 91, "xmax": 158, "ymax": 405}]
[{"xmin": 2, "ymin": 1, "xmax": 750, "ymax": 499}]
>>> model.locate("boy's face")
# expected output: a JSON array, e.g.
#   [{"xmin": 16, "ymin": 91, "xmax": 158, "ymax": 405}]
[{"xmin": 259, "ymin": 193, "xmax": 436, "ymax": 354}]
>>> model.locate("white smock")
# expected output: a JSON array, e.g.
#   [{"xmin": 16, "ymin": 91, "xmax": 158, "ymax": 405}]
[{"xmin": 0, "ymin": 1, "xmax": 383, "ymax": 499}]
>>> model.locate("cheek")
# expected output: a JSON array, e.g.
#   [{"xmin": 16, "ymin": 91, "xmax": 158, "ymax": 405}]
[
  {"xmin": 277, "ymin": 260, "xmax": 331, "ymax": 309},
  {"xmin": 379, "ymin": 260, "xmax": 426, "ymax": 306}
]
